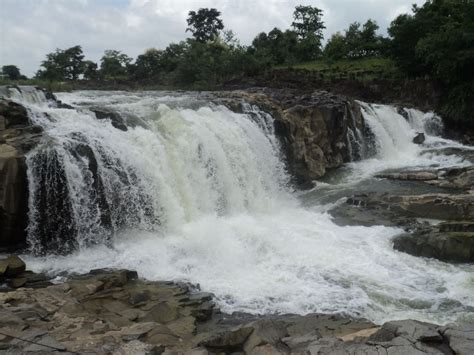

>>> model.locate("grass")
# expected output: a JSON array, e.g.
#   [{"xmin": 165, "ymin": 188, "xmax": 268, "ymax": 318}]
[
  {"xmin": 275, "ymin": 57, "xmax": 401, "ymax": 81},
  {"xmin": 0, "ymin": 78, "xmax": 76, "ymax": 92}
]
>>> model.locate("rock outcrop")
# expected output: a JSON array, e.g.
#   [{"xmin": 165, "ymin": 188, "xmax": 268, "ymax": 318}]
[
  {"xmin": 215, "ymin": 89, "xmax": 364, "ymax": 186},
  {"xmin": 1, "ymin": 264, "xmax": 473, "ymax": 354},
  {"xmin": 393, "ymin": 221, "xmax": 474, "ymax": 263},
  {"xmin": 0, "ymin": 97, "xmax": 42, "ymax": 249}
]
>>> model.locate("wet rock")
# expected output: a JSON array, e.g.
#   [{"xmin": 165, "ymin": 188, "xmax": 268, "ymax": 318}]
[
  {"xmin": 413, "ymin": 132, "xmax": 426, "ymax": 144},
  {"xmin": 213, "ymin": 89, "xmax": 363, "ymax": 187},
  {"xmin": 385, "ymin": 193, "xmax": 474, "ymax": 221},
  {"xmin": 376, "ymin": 171, "xmax": 438, "ymax": 181},
  {"xmin": 92, "ymin": 109, "xmax": 128, "ymax": 131},
  {"xmin": 200, "ymin": 326, "xmax": 254, "ymax": 352},
  {"xmin": 393, "ymin": 224, "xmax": 474, "ymax": 263},
  {"xmin": 0, "ymin": 255, "xmax": 26, "ymax": 278},
  {"xmin": 1, "ymin": 268, "xmax": 473, "ymax": 354}
]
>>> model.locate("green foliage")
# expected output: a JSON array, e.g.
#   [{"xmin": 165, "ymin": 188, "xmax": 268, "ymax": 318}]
[
  {"xmin": 83, "ymin": 60, "xmax": 98, "ymax": 80},
  {"xmin": 324, "ymin": 32, "xmax": 347, "ymax": 60},
  {"xmin": 2, "ymin": 65, "xmax": 23, "ymax": 80},
  {"xmin": 36, "ymin": 45, "xmax": 86, "ymax": 80},
  {"xmin": 100, "ymin": 50, "xmax": 132, "ymax": 79},
  {"xmin": 388, "ymin": 0, "xmax": 474, "ymax": 127},
  {"xmin": 292, "ymin": 5, "xmax": 325, "ymax": 40},
  {"xmin": 281, "ymin": 57, "xmax": 399, "ymax": 80},
  {"xmin": 186, "ymin": 8, "xmax": 224, "ymax": 42}
]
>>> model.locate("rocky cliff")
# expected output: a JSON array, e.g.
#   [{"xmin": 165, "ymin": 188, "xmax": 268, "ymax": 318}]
[
  {"xmin": 0, "ymin": 96, "xmax": 43, "ymax": 249},
  {"xmin": 214, "ymin": 88, "xmax": 363, "ymax": 186}
]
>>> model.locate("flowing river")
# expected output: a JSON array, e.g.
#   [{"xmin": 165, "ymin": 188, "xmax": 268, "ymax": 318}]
[{"xmin": 5, "ymin": 88, "xmax": 474, "ymax": 325}]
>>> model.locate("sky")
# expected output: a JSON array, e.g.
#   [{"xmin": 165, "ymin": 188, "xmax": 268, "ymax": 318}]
[{"xmin": 0, "ymin": 0, "xmax": 425, "ymax": 77}]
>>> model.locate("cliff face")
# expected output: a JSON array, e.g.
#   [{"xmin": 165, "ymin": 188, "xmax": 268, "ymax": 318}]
[
  {"xmin": 0, "ymin": 98, "xmax": 42, "ymax": 248},
  {"xmin": 215, "ymin": 89, "xmax": 363, "ymax": 186}
]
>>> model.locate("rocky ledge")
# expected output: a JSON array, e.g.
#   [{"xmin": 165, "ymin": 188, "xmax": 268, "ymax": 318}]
[
  {"xmin": 332, "ymin": 164, "xmax": 474, "ymax": 263},
  {"xmin": 1, "ymin": 261, "xmax": 473, "ymax": 354},
  {"xmin": 0, "ymin": 96, "xmax": 43, "ymax": 249},
  {"xmin": 213, "ymin": 88, "xmax": 364, "ymax": 187}
]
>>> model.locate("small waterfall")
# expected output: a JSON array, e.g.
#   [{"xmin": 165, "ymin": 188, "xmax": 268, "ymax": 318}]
[
  {"xmin": 8, "ymin": 89, "xmax": 291, "ymax": 255},
  {"xmin": 356, "ymin": 102, "xmax": 446, "ymax": 161}
]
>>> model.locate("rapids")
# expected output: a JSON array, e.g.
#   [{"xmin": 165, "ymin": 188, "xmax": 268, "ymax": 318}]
[{"xmin": 4, "ymin": 88, "xmax": 474, "ymax": 325}]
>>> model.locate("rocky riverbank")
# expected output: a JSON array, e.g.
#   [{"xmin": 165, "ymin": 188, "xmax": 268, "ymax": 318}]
[{"xmin": 1, "ymin": 259, "xmax": 473, "ymax": 354}]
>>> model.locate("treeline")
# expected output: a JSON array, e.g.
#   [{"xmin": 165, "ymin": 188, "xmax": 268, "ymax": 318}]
[{"xmin": 1, "ymin": 1, "xmax": 473, "ymax": 126}]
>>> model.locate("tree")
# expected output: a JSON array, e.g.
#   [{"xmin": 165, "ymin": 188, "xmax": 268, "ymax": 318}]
[
  {"xmin": 83, "ymin": 60, "xmax": 98, "ymax": 80},
  {"xmin": 324, "ymin": 32, "xmax": 347, "ymax": 60},
  {"xmin": 291, "ymin": 5, "xmax": 325, "ymax": 41},
  {"xmin": 36, "ymin": 45, "xmax": 85, "ymax": 80},
  {"xmin": 133, "ymin": 48, "xmax": 164, "ymax": 79},
  {"xmin": 64, "ymin": 45, "xmax": 85, "ymax": 80},
  {"xmin": 387, "ymin": 0, "xmax": 474, "ymax": 127},
  {"xmin": 2, "ymin": 65, "xmax": 22, "ymax": 80},
  {"xmin": 100, "ymin": 50, "xmax": 132, "ymax": 79},
  {"xmin": 186, "ymin": 8, "xmax": 224, "ymax": 42}
]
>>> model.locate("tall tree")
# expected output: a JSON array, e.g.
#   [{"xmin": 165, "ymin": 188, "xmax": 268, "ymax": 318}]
[
  {"xmin": 291, "ymin": 5, "xmax": 325, "ymax": 41},
  {"xmin": 186, "ymin": 8, "xmax": 224, "ymax": 42},
  {"xmin": 100, "ymin": 50, "xmax": 132, "ymax": 78},
  {"xmin": 64, "ymin": 45, "xmax": 85, "ymax": 80},
  {"xmin": 36, "ymin": 45, "xmax": 86, "ymax": 80},
  {"xmin": 2, "ymin": 65, "xmax": 22, "ymax": 80},
  {"xmin": 324, "ymin": 32, "xmax": 347, "ymax": 60}
]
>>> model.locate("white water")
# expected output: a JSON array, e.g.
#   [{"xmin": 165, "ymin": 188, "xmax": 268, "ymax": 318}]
[{"xmin": 3, "ymin": 88, "xmax": 473, "ymax": 325}]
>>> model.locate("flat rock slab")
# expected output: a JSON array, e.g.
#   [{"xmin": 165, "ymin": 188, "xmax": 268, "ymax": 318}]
[{"xmin": 1, "ymin": 268, "xmax": 473, "ymax": 354}]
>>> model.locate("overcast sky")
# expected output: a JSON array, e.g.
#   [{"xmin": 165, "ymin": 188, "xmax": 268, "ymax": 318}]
[{"xmin": 0, "ymin": 0, "xmax": 424, "ymax": 77}]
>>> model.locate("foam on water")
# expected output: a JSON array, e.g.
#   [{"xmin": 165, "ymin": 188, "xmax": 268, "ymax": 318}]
[{"xmin": 4, "ymin": 89, "xmax": 473, "ymax": 325}]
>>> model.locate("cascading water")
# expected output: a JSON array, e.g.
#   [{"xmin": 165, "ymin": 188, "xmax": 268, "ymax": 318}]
[{"xmin": 4, "ymin": 88, "xmax": 474, "ymax": 325}]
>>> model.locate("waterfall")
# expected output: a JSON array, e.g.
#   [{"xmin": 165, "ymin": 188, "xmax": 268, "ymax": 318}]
[
  {"xmin": 4, "ymin": 88, "xmax": 473, "ymax": 325},
  {"xmin": 7, "ymin": 89, "xmax": 291, "ymax": 254}
]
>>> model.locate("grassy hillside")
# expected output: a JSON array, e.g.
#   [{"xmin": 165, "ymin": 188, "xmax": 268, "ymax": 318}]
[{"xmin": 276, "ymin": 57, "xmax": 401, "ymax": 81}]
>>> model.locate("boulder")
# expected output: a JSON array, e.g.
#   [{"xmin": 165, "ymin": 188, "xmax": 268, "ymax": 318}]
[
  {"xmin": 0, "ymin": 97, "xmax": 43, "ymax": 248},
  {"xmin": 92, "ymin": 109, "xmax": 128, "ymax": 131},
  {"xmin": 413, "ymin": 132, "xmax": 426, "ymax": 144},
  {"xmin": 393, "ymin": 222, "xmax": 474, "ymax": 263}
]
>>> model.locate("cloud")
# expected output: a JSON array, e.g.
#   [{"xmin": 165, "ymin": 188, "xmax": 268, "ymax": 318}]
[{"xmin": 0, "ymin": 0, "xmax": 424, "ymax": 77}]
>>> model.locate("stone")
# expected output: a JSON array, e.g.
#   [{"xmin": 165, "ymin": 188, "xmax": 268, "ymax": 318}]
[
  {"xmin": 393, "ymin": 230, "xmax": 474, "ymax": 263},
  {"xmin": 3, "ymin": 255, "xmax": 26, "ymax": 277},
  {"xmin": 200, "ymin": 326, "xmax": 254, "ymax": 352},
  {"xmin": 413, "ymin": 132, "xmax": 426, "ymax": 144},
  {"xmin": 92, "ymin": 109, "xmax": 128, "ymax": 131},
  {"xmin": 8, "ymin": 277, "xmax": 27, "ymax": 288}
]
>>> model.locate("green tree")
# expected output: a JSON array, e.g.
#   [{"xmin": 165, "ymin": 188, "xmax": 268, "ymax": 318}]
[
  {"xmin": 324, "ymin": 32, "xmax": 347, "ymax": 60},
  {"xmin": 186, "ymin": 8, "xmax": 224, "ymax": 42},
  {"xmin": 83, "ymin": 60, "xmax": 98, "ymax": 80},
  {"xmin": 133, "ymin": 48, "xmax": 164, "ymax": 79},
  {"xmin": 291, "ymin": 5, "xmax": 325, "ymax": 41},
  {"xmin": 100, "ymin": 50, "xmax": 132, "ymax": 79},
  {"xmin": 291, "ymin": 5, "xmax": 325, "ymax": 59},
  {"xmin": 64, "ymin": 45, "xmax": 85, "ymax": 80},
  {"xmin": 2, "ymin": 65, "xmax": 22, "ymax": 80},
  {"xmin": 388, "ymin": 0, "xmax": 474, "ymax": 127},
  {"xmin": 36, "ymin": 45, "xmax": 86, "ymax": 80}
]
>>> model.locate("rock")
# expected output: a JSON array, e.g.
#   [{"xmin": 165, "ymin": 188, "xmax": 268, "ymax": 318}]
[
  {"xmin": 376, "ymin": 171, "xmax": 438, "ymax": 181},
  {"xmin": 2, "ymin": 255, "xmax": 26, "ymax": 277},
  {"xmin": 0, "ymin": 95, "xmax": 44, "ymax": 248},
  {"xmin": 393, "ymin": 228, "xmax": 474, "ymax": 263},
  {"xmin": 200, "ymin": 326, "xmax": 254, "ymax": 352},
  {"xmin": 214, "ymin": 89, "xmax": 363, "ymax": 187},
  {"xmin": 385, "ymin": 193, "xmax": 474, "ymax": 220},
  {"xmin": 8, "ymin": 277, "xmax": 27, "ymax": 288},
  {"xmin": 413, "ymin": 132, "xmax": 426, "ymax": 144},
  {"xmin": 1, "ymin": 268, "xmax": 473, "ymax": 354},
  {"xmin": 92, "ymin": 109, "xmax": 128, "ymax": 131}
]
